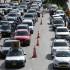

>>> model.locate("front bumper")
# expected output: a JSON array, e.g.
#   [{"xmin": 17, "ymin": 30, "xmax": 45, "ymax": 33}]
[
  {"xmin": 5, "ymin": 60, "xmax": 26, "ymax": 68},
  {"xmin": 53, "ymin": 63, "xmax": 70, "ymax": 69}
]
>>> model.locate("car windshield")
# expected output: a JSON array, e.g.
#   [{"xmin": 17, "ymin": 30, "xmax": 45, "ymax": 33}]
[
  {"xmin": 0, "ymin": 22, "xmax": 8, "ymax": 25},
  {"xmin": 7, "ymin": 18, "xmax": 15, "ymax": 21},
  {"xmin": 24, "ymin": 14, "xmax": 33, "ymax": 18},
  {"xmin": 7, "ymin": 49, "xmax": 23, "ymax": 56},
  {"xmin": 4, "ymin": 42, "xmax": 12, "ymax": 47},
  {"xmin": 56, "ymin": 51, "xmax": 70, "ymax": 57},
  {"xmin": 54, "ymin": 42, "xmax": 67, "ymax": 46},
  {"xmin": 23, "ymin": 22, "xmax": 32, "ymax": 26},
  {"xmin": 28, "ymin": 10, "xmax": 35, "ymax": 13},
  {"xmin": 16, "ymin": 31, "xmax": 28, "ymax": 36},
  {"xmin": 1, "ymin": 25, "xmax": 10, "ymax": 30},
  {"xmin": 54, "ymin": 20, "xmax": 63, "ymax": 24},
  {"xmin": 8, "ymin": 14, "xmax": 17, "ymax": 17},
  {"xmin": 57, "ymin": 28, "xmax": 68, "ymax": 32},
  {"xmin": 17, "ymin": 26, "xmax": 27, "ymax": 29},
  {"xmin": 0, "ymin": 5, "xmax": 6, "ymax": 8}
]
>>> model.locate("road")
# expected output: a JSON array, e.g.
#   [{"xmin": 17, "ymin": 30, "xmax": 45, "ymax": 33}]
[{"xmin": 0, "ymin": 9, "xmax": 56, "ymax": 70}]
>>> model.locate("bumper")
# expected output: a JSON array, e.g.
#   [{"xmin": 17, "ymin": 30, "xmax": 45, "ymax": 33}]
[
  {"xmin": 1, "ymin": 32, "xmax": 11, "ymax": 37},
  {"xmin": 5, "ymin": 60, "xmax": 26, "ymax": 68},
  {"xmin": 53, "ymin": 63, "xmax": 70, "ymax": 69}
]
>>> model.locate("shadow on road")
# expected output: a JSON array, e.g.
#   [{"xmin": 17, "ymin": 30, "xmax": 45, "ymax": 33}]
[
  {"xmin": 46, "ymin": 54, "xmax": 53, "ymax": 60},
  {"xmin": 48, "ymin": 63, "xmax": 53, "ymax": 70}
]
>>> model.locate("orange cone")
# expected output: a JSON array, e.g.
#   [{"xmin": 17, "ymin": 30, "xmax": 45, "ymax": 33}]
[
  {"xmin": 37, "ymin": 31, "xmax": 40, "ymax": 39},
  {"xmin": 36, "ymin": 39, "xmax": 39, "ymax": 46},
  {"xmin": 32, "ymin": 47, "xmax": 37, "ymax": 58},
  {"xmin": 40, "ymin": 19, "xmax": 42, "ymax": 25}
]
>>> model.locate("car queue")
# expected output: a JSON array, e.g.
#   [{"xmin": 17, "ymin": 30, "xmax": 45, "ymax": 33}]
[
  {"xmin": 0, "ymin": 0, "xmax": 42, "ymax": 68},
  {"xmin": 48, "ymin": 4, "xmax": 70, "ymax": 69}
]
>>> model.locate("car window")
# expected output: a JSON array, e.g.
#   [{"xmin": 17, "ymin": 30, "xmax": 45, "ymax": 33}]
[
  {"xmin": 56, "ymin": 51, "xmax": 70, "ymax": 57},
  {"xmin": 54, "ymin": 42, "xmax": 67, "ymax": 46},
  {"xmin": 4, "ymin": 42, "xmax": 12, "ymax": 47},
  {"xmin": 23, "ymin": 22, "xmax": 32, "ymax": 26},
  {"xmin": 24, "ymin": 14, "xmax": 33, "ymax": 18},
  {"xmin": 17, "ymin": 26, "xmax": 28, "ymax": 29},
  {"xmin": 1, "ymin": 25, "xmax": 10, "ymax": 30},
  {"xmin": 7, "ymin": 49, "xmax": 23, "ymax": 56},
  {"xmin": 57, "ymin": 28, "xmax": 68, "ymax": 32},
  {"xmin": 54, "ymin": 20, "xmax": 63, "ymax": 24},
  {"xmin": 8, "ymin": 14, "xmax": 17, "ymax": 17},
  {"xmin": 16, "ymin": 31, "xmax": 28, "ymax": 36}
]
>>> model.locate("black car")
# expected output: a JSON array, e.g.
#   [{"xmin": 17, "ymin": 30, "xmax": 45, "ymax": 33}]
[{"xmin": 0, "ymin": 23, "xmax": 11, "ymax": 37}]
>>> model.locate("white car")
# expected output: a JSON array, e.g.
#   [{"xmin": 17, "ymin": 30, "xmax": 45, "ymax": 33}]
[
  {"xmin": 5, "ymin": 47, "xmax": 26, "ymax": 68},
  {"xmin": 52, "ymin": 19, "xmax": 65, "ymax": 30},
  {"xmin": 55, "ymin": 9, "xmax": 65, "ymax": 18},
  {"xmin": 0, "ymin": 39, "xmax": 20, "ymax": 57},
  {"xmin": 50, "ymin": 14, "xmax": 63, "ymax": 24},
  {"xmin": 55, "ymin": 27, "xmax": 70, "ymax": 40},
  {"xmin": 51, "ymin": 39, "xmax": 70, "ymax": 57},
  {"xmin": 53, "ymin": 50, "xmax": 70, "ymax": 69},
  {"xmin": 22, "ymin": 19, "xmax": 34, "ymax": 34}
]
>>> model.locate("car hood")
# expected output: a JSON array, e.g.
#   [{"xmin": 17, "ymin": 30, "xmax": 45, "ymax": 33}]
[
  {"xmin": 6, "ymin": 56, "xmax": 25, "ymax": 61},
  {"xmin": 55, "ymin": 57, "xmax": 70, "ymax": 62}
]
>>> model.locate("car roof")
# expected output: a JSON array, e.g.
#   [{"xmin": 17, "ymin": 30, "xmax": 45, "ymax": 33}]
[
  {"xmin": 56, "ymin": 9, "xmax": 64, "ymax": 12},
  {"xmin": 23, "ymin": 19, "xmax": 33, "ymax": 22},
  {"xmin": 4, "ymin": 39, "xmax": 20, "ymax": 43},
  {"xmin": 57, "ymin": 26, "xmax": 67, "ymax": 29},
  {"xmin": 54, "ymin": 39, "xmax": 67, "ymax": 42},
  {"xmin": 16, "ymin": 29, "xmax": 28, "ymax": 32},
  {"xmin": 56, "ymin": 49, "xmax": 70, "ymax": 52},
  {"xmin": 17, "ymin": 24, "xmax": 28, "ymax": 27}
]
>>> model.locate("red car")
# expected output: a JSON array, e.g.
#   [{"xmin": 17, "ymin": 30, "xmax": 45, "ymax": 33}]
[{"xmin": 14, "ymin": 29, "xmax": 31, "ymax": 46}]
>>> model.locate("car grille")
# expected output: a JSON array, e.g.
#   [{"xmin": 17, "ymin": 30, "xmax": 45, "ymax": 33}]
[{"xmin": 59, "ymin": 62, "xmax": 69, "ymax": 65}]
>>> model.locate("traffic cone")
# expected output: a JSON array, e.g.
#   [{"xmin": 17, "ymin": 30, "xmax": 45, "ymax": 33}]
[
  {"xmin": 36, "ymin": 39, "xmax": 39, "ymax": 46},
  {"xmin": 40, "ymin": 19, "xmax": 42, "ymax": 25},
  {"xmin": 32, "ymin": 47, "xmax": 37, "ymax": 58},
  {"xmin": 37, "ymin": 31, "xmax": 40, "ymax": 39}
]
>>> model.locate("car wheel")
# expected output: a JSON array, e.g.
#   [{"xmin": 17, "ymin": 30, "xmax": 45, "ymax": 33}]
[{"xmin": 53, "ymin": 64, "xmax": 56, "ymax": 69}]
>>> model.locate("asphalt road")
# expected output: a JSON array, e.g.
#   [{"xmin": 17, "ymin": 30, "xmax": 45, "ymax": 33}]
[{"xmin": 0, "ymin": 9, "xmax": 56, "ymax": 70}]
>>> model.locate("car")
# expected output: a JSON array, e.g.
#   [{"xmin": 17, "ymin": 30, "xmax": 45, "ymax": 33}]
[
  {"xmin": 55, "ymin": 9, "xmax": 65, "ymax": 18},
  {"xmin": 19, "ymin": 5, "xmax": 27, "ymax": 12},
  {"xmin": 27, "ymin": 9, "xmax": 38, "ymax": 21},
  {"xmin": 30, "ymin": 6, "xmax": 40, "ymax": 17},
  {"xmin": 51, "ymin": 39, "xmax": 70, "ymax": 57},
  {"xmin": 14, "ymin": 29, "xmax": 31, "ymax": 46},
  {"xmin": 53, "ymin": 49, "xmax": 70, "ymax": 69},
  {"xmin": 55, "ymin": 27, "xmax": 70, "ymax": 40},
  {"xmin": 0, "ymin": 39, "xmax": 20, "ymax": 57},
  {"xmin": 52, "ymin": 19, "xmax": 65, "ymax": 30},
  {"xmin": 5, "ymin": 12, "xmax": 20, "ymax": 20},
  {"xmin": 22, "ymin": 19, "xmax": 34, "ymax": 34},
  {"xmin": 5, "ymin": 47, "xmax": 26, "ymax": 68},
  {"xmin": 50, "ymin": 14, "xmax": 62, "ymax": 24},
  {"xmin": 34, "ymin": 0, "xmax": 42, "ymax": 8},
  {"xmin": 0, "ymin": 21, "xmax": 11, "ymax": 37},
  {"xmin": 23, "ymin": 13, "xmax": 36, "ymax": 24}
]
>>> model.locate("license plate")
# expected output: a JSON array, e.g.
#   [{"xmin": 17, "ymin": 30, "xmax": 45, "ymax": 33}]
[{"xmin": 12, "ymin": 62, "xmax": 16, "ymax": 66}]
